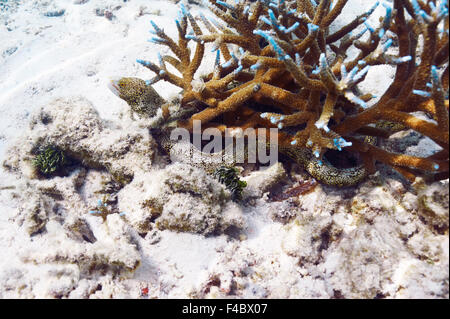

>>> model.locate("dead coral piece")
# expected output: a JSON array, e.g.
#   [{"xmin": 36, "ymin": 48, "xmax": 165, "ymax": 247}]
[
  {"xmin": 3, "ymin": 96, "xmax": 156, "ymax": 185},
  {"xmin": 416, "ymin": 180, "xmax": 449, "ymax": 233},
  {"xmin": 242, "ymin": 162, "xmax": 287, "ymax": 198},
  {"xmin": 118, "ymin": 162, "xmax": 245, "ymax": 235},
  {"xmin": 18, "ymin": 189, "xmax": 52, "ymax": 236},
  {"xmin": 20, "ymin": 216, "xmax": 141, "ymax": 278},
  {"xmin": 65, "ymin": 216, "xmax": 97, "ymax": 243},
  {"xmin": 136, "ymin": 0, "xmax": 449, "ymax": 186}
]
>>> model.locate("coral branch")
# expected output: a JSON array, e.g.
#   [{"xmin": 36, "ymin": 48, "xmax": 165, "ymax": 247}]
[{"xmin": 131, "ymin": 0, "xmax": 449, "ymax": 186}]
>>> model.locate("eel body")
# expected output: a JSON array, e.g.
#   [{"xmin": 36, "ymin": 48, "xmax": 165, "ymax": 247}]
[{"xmin": 110, "ymin": 77, "xmax": 378, "ymax": 187}]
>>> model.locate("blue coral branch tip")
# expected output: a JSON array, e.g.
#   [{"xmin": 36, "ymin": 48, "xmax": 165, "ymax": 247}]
[
  {"xmin": 285, "ymin": 22, "xmax": 300, "ymax": 34},
  {"xmin": 150, "ymin": 20, "xmax": 162, "ymax": 33},
  {"xmin": 308, "ymin": 23, "xmax": 319, "ymax": 33},
  {"xmin": 214, "ymin": 49, "xmax": 221, "ymax": 65},
  {"xmin": 295, "ymin": 53, "xmax": 301, "ymax": 66},
  {"xmin": 185, "ymin": 34, "xmax": 198, "ymax": 41},
  {"xmin": 364, "ymin": 21, "xmax": 374, "ymax": 33},
  {"xmin": 250, "ymin": 62, "xmax": 262, "ymax": 71},
  {"xmin": 353, "ymin": 66, "xmax": 371, "ymax": 82},
  {"xmin": 217, "ymin": 0, "xmax": 235, "ymax": 10},
  {"xmin": 175, "ymin": 19, "xmax": 181, "ymax": 29},
  {"xmin": 243, "ymin": 5, "xmax": 250, "ymax": 15},
  {"xmin": 233, "ymin": 64, "xmax": 243, "ymax": 75},
  {"xmin": 180, "ymin": 3, "xmax": 188, "ymax": 16},
  {"xmin": 319, "ymin": 53, "xmax": 327, "ymax": 68},
  {"xmin": 253, "ymin": 30, "xmax": 284, "ymax": 59},
  {"xmin": 412, "ymin": 89, "xmax": 432, "ymax": 97},
  {"xmin": 221, "ymin": 59, "xmax": 233, "ymax": 68},
  {"xmin": 312, "ymin": 66, "xmax": 320, "ymax": 75},
  {"xmin": 261, "ymin": 16, "xmax": 272, "ymax": 26},
  {"xmin": 411, "ymin": 0, "xmax": 421, "ymax": 14},
  {"xmin": 438, "ymin": 0, "xmax": 449, "ymax": 18},
  {"xmin": 149, "ymin": 37, "xmax": 168, "ymax": 44},
  {"xmin": 341, "ymin": 64, "xmax": 347, "ymax": 78},
  {"xmin": 315, "ymin": 121, "xmax": 325, "ymax": 130},
  {"xmin": 350, "ymin": 95, "xmax": 368, "ymax": 108},
  {"xmin": 367, "ymin": 1, "xmax": 380, "ymax": 15},
  {"xmin": 287, "ymin": 9, "xmax": 297, "ymax": 15},
  {"xmin": 431, "ymin": 65, "xmax": 439, "ymax": 83},
  {"xmin": 157, "ymin": 52, "xmax": 164, "ymax": 67},
  {"xmin": 291, "ymin": 140, "xmax": 297, "ymax": 145},
  {"xmin": 333, "ymin": 138, "xmax": 342, "ymax": 151},
  {"xmin": 355, "ymin": 26, "xmax": 369, "ymax": 39},
  {"xmin": 333, "ymin": 137, "xmax": 352, "ymax": 151},
  {"xmin": 394, "ymin": 56, "xmax": 412, "ymax": 64},
  {"xmin": 382, "ymin": 2, "xmax": 392, "ymax": 24},
  {"xmin": 433, "ymin": 163, "xmax": 440, "ymax": 170},
  {"xmin": 269, "ymin": 3, "xmax": 277, "ymax": 10},
  {"xmin": 419, "ymin": 10, "xmax": 433, "ymax": 23},
  {"xmin": 383, "ymin": 38, "xmax": 393, "ymax": 52},
  {"xmin": 347, "ymin": 66, "xmax": 359, "ymax": 81},
  {"xmin": 137, "ymin": 59, "xmax": 149, "ymax": 66},
  {"xmin": 430, "ymin": 1, "xmax": 437, "ymax": 12},
  {"xmin": 268, "ymin": 9, "xmax": 278, "ymax": 28}
]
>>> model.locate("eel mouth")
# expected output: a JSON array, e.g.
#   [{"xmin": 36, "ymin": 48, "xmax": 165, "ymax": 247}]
[{"xmin": 107, "ymin": 78, "xmax": 121, "ymax": 97}]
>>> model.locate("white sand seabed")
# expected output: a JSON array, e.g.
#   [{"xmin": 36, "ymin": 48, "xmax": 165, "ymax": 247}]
[{"xmin": 0, "ymin": 0, "xmax": 448, "ymax": 298}]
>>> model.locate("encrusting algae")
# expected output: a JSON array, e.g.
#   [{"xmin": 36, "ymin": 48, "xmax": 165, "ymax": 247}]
[{"xmin": 110, "ymin": 0, "xmax": 449, "ymax": 187}]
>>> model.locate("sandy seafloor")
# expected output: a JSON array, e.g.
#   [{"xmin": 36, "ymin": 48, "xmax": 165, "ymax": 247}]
[{"xmin": 0, "ymin": 0, "xmax": 448, "ymax": 298}]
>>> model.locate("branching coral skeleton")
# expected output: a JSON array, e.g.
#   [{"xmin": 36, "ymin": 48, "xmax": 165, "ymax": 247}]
[{"xmin": 130, "ymin": 0, "xmax": 448, "ymax": 186}]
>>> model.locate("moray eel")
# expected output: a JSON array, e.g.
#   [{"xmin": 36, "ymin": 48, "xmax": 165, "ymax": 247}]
[
  {"xmin": 109, "ymin": 77, "xmax": 165, "ymax": 118},
  {"xmin": 109, "ymin": 78, "xmax": 377, "ymax": 187}
]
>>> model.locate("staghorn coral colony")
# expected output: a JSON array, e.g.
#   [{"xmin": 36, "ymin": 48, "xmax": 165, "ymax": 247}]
[
  {"xmin": 0, "ymin": 0, "xmax": 448, "ymax": 299},
  {"xmin": 128, "ymin": 0, "xmax": 449, "ymax": 187}
]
